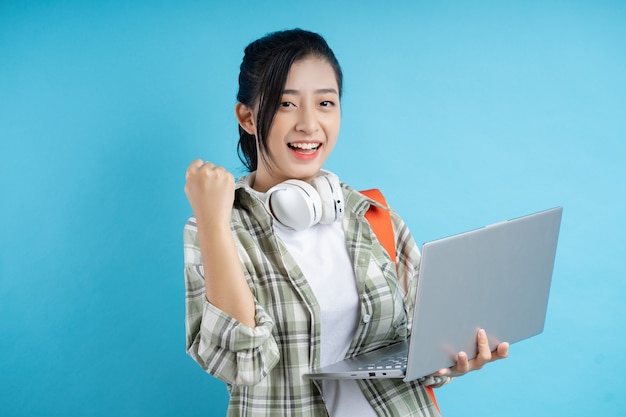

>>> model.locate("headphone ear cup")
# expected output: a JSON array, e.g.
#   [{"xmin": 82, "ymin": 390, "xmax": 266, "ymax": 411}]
[
  {"xmin": 312, "ymin": 173, "xmax": 344, "ymax": 224},
  {"xmin": 266, "ymin": 180, "xmax": 322, "ymax": 231}
]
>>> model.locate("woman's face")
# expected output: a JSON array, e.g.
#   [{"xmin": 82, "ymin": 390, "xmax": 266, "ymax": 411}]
[{"xmin": 249, "ymin": 56, "xmax": 341, "ymax": 192}]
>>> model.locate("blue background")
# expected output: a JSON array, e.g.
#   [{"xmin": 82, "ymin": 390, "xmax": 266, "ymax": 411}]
[{"xmin": 1, "ymin": 1, "xmax": 624, "ymax": 416}]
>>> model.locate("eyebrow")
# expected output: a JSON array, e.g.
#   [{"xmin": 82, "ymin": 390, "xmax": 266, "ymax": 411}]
[{"xmin": 282, "ymin": 88, "xmax": 339, "ymax": 95}]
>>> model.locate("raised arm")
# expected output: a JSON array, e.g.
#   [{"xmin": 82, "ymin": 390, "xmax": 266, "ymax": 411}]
[{"xmin": 184, "ymin": 159, "xmax": 256, "ymax": 328}]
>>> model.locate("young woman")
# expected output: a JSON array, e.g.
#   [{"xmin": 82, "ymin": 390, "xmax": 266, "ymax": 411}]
[{"xmin": 183, "ymin": 28, "xmax": 509, "ymax": 417}]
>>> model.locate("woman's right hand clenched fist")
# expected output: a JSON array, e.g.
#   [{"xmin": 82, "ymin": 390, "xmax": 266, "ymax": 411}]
[{"xmin": 184, "ymin": 159, "xmax": 236, "ymax": 227}]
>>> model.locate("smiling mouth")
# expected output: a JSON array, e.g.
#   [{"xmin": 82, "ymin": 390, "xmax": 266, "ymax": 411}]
[{"xmin": 288, "ymin": 142, "xmax": 321, "ymax": 154}]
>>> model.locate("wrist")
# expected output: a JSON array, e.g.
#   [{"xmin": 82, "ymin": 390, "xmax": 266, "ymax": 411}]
[{"xmin": 195, "ymin": 217, "xmax": 232, "ymax": 235}]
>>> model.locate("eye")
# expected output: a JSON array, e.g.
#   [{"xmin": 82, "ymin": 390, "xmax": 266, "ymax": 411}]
[
  {"xmin": 320, "ymin": 100, "xmax": 335, "ymax": 107},
  {"xmin": 280, "ymin": 101, "xmax": 295, "ymax": 108}
]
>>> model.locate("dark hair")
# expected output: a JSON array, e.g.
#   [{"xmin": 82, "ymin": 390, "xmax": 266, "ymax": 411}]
[{"xmin": 236, "ymin": 28, "xmax": 343, "ymax": 172}]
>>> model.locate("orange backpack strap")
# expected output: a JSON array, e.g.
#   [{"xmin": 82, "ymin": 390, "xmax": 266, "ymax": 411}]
[
  {"xmin": 361, "ymin": 189, "xmax": 397, "ymax": 263},
  {"xmin": 361, "ymin": 188, "xmax": 441, "ymax": 413}
]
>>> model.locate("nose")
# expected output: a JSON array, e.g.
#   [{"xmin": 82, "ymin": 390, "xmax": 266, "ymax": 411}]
[{"xmin": 295, "ymin": 105, "xmax": 320, "ymax": 134}]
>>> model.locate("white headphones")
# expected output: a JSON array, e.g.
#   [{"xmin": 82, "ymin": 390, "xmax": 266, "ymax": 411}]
[{"xmin": 265, "ymin": 171, "xmax": 344, "ymax": 231}]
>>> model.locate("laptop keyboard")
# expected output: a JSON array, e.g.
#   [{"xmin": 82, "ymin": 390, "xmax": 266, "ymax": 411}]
[{"xmin": 358, "ymin": 353, "xmax": 408, "ymax": 371}]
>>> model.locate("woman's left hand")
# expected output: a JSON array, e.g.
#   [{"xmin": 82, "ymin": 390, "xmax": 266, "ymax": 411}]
[{"xmin": 434, "ymin": 328, "xmax": 509, "ymax": 378}]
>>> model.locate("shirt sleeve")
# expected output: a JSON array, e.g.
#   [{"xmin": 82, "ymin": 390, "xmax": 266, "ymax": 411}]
[
  {"xmin": 388, "ymin": 210, "xmax": 421, "ymax": 319},
  {"xmin": 183, "ymin": 220, "xmax": 280, "ymax": 386}
]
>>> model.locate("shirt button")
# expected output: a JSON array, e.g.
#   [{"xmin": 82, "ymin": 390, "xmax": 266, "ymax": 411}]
[{"xmin": 362, "ymin": 314, "xmax": 371, "ymax": 324}]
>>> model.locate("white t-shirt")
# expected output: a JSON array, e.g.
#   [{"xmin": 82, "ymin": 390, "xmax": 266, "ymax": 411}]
[{"xmin": 274, "ymin": 221, "xmax": 377, "ymax": 417}]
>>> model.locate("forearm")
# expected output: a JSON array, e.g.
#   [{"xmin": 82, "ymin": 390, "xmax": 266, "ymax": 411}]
[{"xmin": 196, "ymin": 220, "xmax": 256, "ymax": 328}]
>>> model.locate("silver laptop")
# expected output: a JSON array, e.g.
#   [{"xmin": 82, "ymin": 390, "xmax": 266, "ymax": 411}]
[{"xmin": 304, "ymin": 207, "xmax": 562, "ymax": 382}]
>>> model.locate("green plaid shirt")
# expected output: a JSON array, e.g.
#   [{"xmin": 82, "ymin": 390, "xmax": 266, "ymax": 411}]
[{"xmin": 184, "ymin": 177, "xmax": 448, "ymax": 417}]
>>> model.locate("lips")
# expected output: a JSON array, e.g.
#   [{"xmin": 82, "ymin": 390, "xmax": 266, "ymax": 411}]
[{"xmin": 288, "ymin": 142, "xmax": 321, "ymax": 154}]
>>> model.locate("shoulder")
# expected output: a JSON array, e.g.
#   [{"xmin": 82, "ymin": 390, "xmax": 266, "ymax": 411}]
[
  {"xmin": 340, "ymin": 182, "xmax": 379, "ymax": 218},
  {"xmin": 340, "ymin": 182, "xmax": 405, "ymax": 223}
]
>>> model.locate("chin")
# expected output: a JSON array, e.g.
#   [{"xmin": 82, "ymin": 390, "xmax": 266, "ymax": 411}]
[{"xmin": 293, "ymin": 168, "xmax": 324, "ymax": 182}]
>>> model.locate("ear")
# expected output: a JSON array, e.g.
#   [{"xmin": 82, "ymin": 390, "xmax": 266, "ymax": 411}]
[{"xmin": 235, "ymin": 102, "xmax": 257, "ymax": 136}]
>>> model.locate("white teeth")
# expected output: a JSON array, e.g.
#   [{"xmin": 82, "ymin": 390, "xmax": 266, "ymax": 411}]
[{"xmin": 289, "ymin": 143, "xmax": 319, "ymax": 150}]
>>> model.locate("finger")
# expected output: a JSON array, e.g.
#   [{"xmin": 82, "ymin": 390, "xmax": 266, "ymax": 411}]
[
  {"xmin": 186, "ymin": 159, "xmax": 206, "ymax": 181},
  {"xmin": 475, "ymin": 328, "xmax": 492, "ymax": 363},
  {"xmin": 435, "ymin": 366, "xmax": 453, "ymax": 377},
  {"xmin": 494, "ymin": 342, "xmax": 509, "ymax": 360},
  {"xmin": 455, "ymin": 351, "xmax": 470, "ymax": 374},
  {"xmin": 189, "ymin": 159, "xmax": 205, "ymax": 169},
  {"xmin": 201, "ymin": 160, "xmax": 216, "ymax": 169},
  {"xmin": 206, "ymin": 165, "xmax": 235, "ymax": 185},
  {"xmin": 198, "ymin": 162, "xmax": 232, "ymax": 179},
  {"xmin": 437, "ymin": 351, "xmax": 469, "ymax": 377}
]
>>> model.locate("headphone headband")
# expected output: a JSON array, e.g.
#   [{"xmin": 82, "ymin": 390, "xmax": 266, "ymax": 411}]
[{"xmin": 265, "ymin": 172, "xmax": 344, "ymax": 231}]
